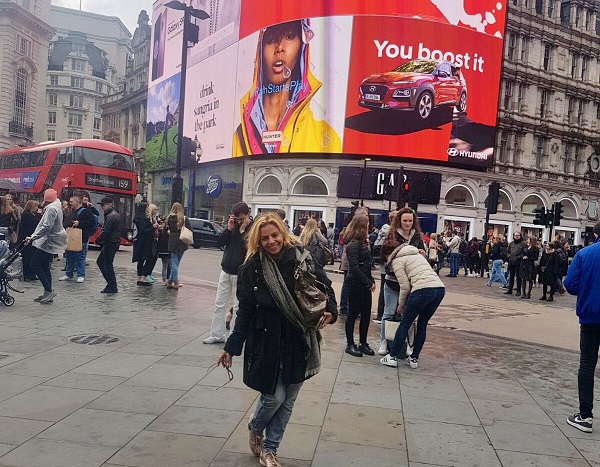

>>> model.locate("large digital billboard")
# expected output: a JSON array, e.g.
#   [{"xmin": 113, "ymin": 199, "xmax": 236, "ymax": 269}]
[{"xmin": 148, "ymin": 0, "xmax": 507, "ymax": 169}]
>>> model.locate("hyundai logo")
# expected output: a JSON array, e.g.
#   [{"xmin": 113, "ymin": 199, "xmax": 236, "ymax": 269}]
[
  {"xmin": 369, "ymin": 86, "xmax": 377, "ymax": 92},
  {"xmin": 447, "ymin": 148, "xmax": 459, "ymax": 157}
]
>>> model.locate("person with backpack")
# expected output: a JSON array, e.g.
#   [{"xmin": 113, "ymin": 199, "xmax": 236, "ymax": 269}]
[
  {"xmin": 299, "ymin": 218, "xmax": 330, "ymax": 267},
  {"xmin": 458, "ymin": 233, "xmax": 469, "ymax": 276},
  {"xmin": 59, "ymin": 196, "xmax": 95, "ymax": 283},
  {"xmin": 466, "ymin": 237, "xmax": 481, "ymax": 277}
]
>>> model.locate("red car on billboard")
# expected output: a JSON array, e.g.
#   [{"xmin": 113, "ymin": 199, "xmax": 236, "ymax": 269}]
[{"xmin": 358, "ymin": 59, "xmax": 467, "ymax": 121}]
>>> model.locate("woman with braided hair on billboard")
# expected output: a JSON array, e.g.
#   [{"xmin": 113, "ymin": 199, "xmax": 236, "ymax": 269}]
[{"xmin": 233, "ymin": 19, "xmax": 341, "ymax": 156}]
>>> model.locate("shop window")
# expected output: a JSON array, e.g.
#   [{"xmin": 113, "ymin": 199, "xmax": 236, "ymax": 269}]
[
  {"xmin": 559, "ymin": 199, "xmax": 577, "ymax": 218},
  {"xmin": 521, "ymin": 194, "xmax": 544, "ymax": 214},
  {"xmin": 444, "ymin": 185, "xmax": 474, "ymax": 207},
  {"xmin": 497, "ymin": 190, "xmax": 512, "ymax": 211},
  {"xmin": 292, "ymin": 175, "xmax": 328, "ymax": 196},
  {"xmin": 256, "ymin": 175, "xmax": 282, "ymax": 194}
]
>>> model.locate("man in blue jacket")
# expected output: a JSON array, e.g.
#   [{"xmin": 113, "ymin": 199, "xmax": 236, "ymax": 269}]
[{"xmin": 565, "ymin": 222, "xmax": 600, "ymax": 433}]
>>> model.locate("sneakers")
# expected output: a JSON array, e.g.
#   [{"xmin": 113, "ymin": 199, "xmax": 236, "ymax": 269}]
[
  {"xmin": 39, "ymin": 291, "xmax": 57, "ymax": 304},
  {"xmin": 484, "ymin": 282, "xmax": 492, "ymax": 287},
  {"xmin": 378, "ymin": 340, "xmax": 388, "ymax": 355},
  {"xmin": 248, "ymin": 415, "xmax": 263, "ymax": 456},
  {"xmin": 380, "ymin": 354, "xmax": 398, "ymax": 367},
  {"xmin": 259, "ymin": 451, "xmax": 281, "ymax": 467},
  {"xmin": 406, "ymin": 356, "xmax": 418, "ymax": 369},
  {"xmin": 372, "ymin": 318, "xmax": 382, "ymax": 324},
  {"xmin": 58, "ymin": 275, "xmax": 73, "ymax": 281},
  {"xmin": 146, "ymin": 275, "xmax": 155, "ymax": 283},
  {"xmin": 567, "ymin": 413, "xmax": 593, "ymax": 433},
  {"xmin": 76, "ymin": 277, "xmax": 85, "ymax": 283},
  {"xmin": 34, "ymin": 292, "xmax": 49, "ymax": 302},
  {"xmin": 203, "ymin": 335, "xmax": 226, "ymax": 344},
  {"xmin": 405, "ymin": 345, "xmax": 413, "ymax": 357}
]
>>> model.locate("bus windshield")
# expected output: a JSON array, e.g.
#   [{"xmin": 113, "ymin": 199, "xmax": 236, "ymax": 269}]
[{"xmin": 57, "ymin": 147, "xmax": 134, "ymax": 171}]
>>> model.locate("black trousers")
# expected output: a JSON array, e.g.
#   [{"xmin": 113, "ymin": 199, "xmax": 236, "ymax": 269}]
[
  {"xmin": 30, "ymin": 247, "xmax": 53, "ymax": 293},
  {"xmin": 578, "ymin": 324, "xmax": 600, "ymax": 418},
  {"xmin": 345, "ymin": 279, "xmax": 372, "ymax": 346},
  {"xmin": 97, "ymin": 243, "xmax": 119, "ymax": 291},
  {"xmin": 507, "ymin": 263, "xmax": 521, "ymax": 293},
  {"xmin": 21, "ymin": 244, "xmax": 37, "ymax": 280}
]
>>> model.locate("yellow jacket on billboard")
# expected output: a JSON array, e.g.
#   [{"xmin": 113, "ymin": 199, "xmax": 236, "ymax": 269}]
[{"xmin": 233, "ymin": 19, "xmax": 341, "ymax": 156}]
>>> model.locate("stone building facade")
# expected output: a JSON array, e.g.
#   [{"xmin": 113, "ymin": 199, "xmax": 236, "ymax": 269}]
[{"xmin": 0, "ymin": 0, "xmax": 54, "ymax": 150}]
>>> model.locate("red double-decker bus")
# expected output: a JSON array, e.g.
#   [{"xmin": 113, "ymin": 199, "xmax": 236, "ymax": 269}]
[{"xmin": 0, "ymin": 139, "xmax": 136, "ymax": 245}]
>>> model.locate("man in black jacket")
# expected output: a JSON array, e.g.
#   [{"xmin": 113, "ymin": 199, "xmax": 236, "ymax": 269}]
[
  {"xmin": 95, "ymin": 197, "xmax": 121, "ymax": 294},
  {"xmin": 59, "ymin": 196, "xmax": 95, "ymax": 283},
  {"xmin": 204, "ymin": 202, "xmax": 252, "ymax": 344}
]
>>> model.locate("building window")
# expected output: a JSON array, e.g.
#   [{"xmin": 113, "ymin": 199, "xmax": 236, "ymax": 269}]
[
  {"xmin": 94, "ymin": 99, "xmax": 101, "ymax": 112},
  {"xmin": 72, "ymin": 44, "xmax": 85, "ymax": 54},
  {"xmin": 567, "ymin": 96, "xmax": 575, "ymax": 124},
  {"xmin": 547, "ymin": 0, "xmax": 554, "ymax": 17},
  {"xmin": 48, "ymin": 93, "xmax": 57, "ymax": 106},
  {"xmin": 69, "ymin": 94, "xmax": 83, "ymax": 108},
  {"xmin": 597, "ymin": 102, "xmax": 600, "ymax": 120},
  {"xmin": 535, "ymin": 0, "xmax": 542, "ymax": 14},
  {"xmin": 520, "ymin": 36, "xmax": 528, "ymax": 61},
  {"xmin": 48, "ymin": 111, "xmax": 56, "ymax": 124},
  {"xmin": 543, "ymin": 43, "xmax": 552, "ymax": 71},
  {"xmin": 513, "ymin": 133, "xmax": 523, "ymax": 165},
  {"xmin": 575, "ymin": 6, "xmax": 581, "ymax": 26},
  {"xmin": 93, "ymin": 135, "xmax": 101, "ymax": 139},
  {"xmin": 93, "ymin": 117, "xmax": 101, "ymax": 130},
  {"xmin": 50, "ymin": 75, "xmax": 58, "ymax": 86},
  {"xmin": 574, "ymin": 145, "xmax": 581, "ymax": 175},
  {"xmin": 581, "ymin": 56, "xmax": 588, "ymax": 80},
  {"xmin": 13, "ymin": 68, "xmax": 28, "ymax": 126},
  {"xmin": 71, "ymin": 59, "xmax": 85, "ymax": 72},
  {"xmin": 16, "ymin": 35, "xmax": 32, "ymax": 57},
  {"xmin": 68, "ymin": 131, "xmax": 81, "ymax": 139},
  {"xmin": 47, "ymin": 130, "xmax": 55, "ymax": 141},
  {"xmin": 578, "ymin": 100, "xmax": 586, "ymax": 125},
  {"xmin": 534, "ymin": 136, "xmax": 544, "ymax": 169},
  {"xmin": 540, "ymin": 89, "xmax": 549, "ymax": 118},
  {"xmin": 517, "ymin": 83, "xmax": 526, "ymax": 108},
  {"xmin": 21, "ymin": 0, "xmax": 30, "ymax": 10},
  {"xmin": 571, "ymin": 53, "xmax": 578, "ymax": 78},
  {"xmin": 504, "ymin": 80, "xmax": 513, "ymax": 109},
  {"xmin": 68, "ymin": 113, "xmax": 82, "ymax": 127},
  {"xmin": 95, "ymin": 82, "xmax": 103, "ymax": 93},
  {"xmin": 71, "ymin": 77, "xmax": 84, "ymax": 88},
  {"xmin": 562, "ymin": 143, "xmax": 571, "ymax": 173},
  {"xmin": 507, "ymin": 33, "xmax": 516, "ymax": 61},
  {"xmin": 585, "ymin": 8, "xmax": 591, "ymax": 29},
  {"xmin": 498, "ymin": 131, "xmax": 508, "ymax": 163}
]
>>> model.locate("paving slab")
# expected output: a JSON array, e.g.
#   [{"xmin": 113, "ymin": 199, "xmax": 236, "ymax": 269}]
[
  {"xmin": 0, "ymin": 417, "xmax": 53, "ymax": 445},
  {"xmin": 123, "ymin": 363, "xmax": 208, "ymax": 390},
  {"xmin": 87, "ymin": 385, "xmax": 185, "ymax": 415},
  {"xmin": 495, "ymin": 450, "xmax": 590, "ymax": 467},
  {"xmin": 44, "ymin": 373, "xmax": 127, "ymax": 391},
  {"xmin": 175, "ymin": 386, "xmax": 258, "ymax": 412},
  {"xmin": 402, "ymin": 395, "xmax": 481, "ymax": 426},
  {"xmin": 146, "ymin": 405, "xmax": 245, "ymax": 438},
  {"xmin": 71, "ymin": 352, "xmax": 163, "ymax": 377},
  {"xmin": 312, "ymin": 440, "xmax": 408, "ymax": 467}
]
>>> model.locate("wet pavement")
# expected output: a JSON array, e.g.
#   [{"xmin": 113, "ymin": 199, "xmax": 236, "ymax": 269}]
[{"xmin": 0, "ymin": 259, "xmax": 596, "ymax": 466}]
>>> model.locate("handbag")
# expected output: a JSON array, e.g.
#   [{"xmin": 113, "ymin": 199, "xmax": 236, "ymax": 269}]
[
  {"xmin": 179, "ymin": 219, "xmax": 194, "ymax": 245},
  {"xmin": 317, "ymin": 242, "xmax": 334, "ymax": 264},
  {"xmin": 65, "ymin": 227, "xmax": 83, "ymax": 252},
  {"xmin": 384, "ymin": 314, "xmax": 416, "ymax": 358},
  {"xmin": 294, "ymin": 250, "xmax": 328, "ymax": 327}
]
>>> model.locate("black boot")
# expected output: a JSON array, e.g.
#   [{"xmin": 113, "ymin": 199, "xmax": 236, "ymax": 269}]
[{"xmin": 345, "ymin": 344, "xmax": 362, "ymax": 357}]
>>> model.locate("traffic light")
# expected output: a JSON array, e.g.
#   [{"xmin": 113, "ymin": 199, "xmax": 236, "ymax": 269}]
[
  {"xmin": 533, "ymin": 207, "xmax": 547, "ymax": 226},
  {"xmin": 408, "ymin": 201, "xmax": 418, "ymax": 213},
  {"xmin": 487, "ymin": 182, "xmax": 500, "ymax": 215},
  {"xmin": 400, "ymin": 180, "xmax": 411, "ymax": 202},
  {"xmin": 553, "ymin": 201, "xmax": 564, "ymax": 226}
]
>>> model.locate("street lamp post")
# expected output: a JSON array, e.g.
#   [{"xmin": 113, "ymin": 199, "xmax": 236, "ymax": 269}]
[
  {"xmin": 164, "ymin": 1, "xmax": 209, "ymax": 206},
  {"xmin": 190, "ymin": 136, "xmax": 202, "ymax": 217}
]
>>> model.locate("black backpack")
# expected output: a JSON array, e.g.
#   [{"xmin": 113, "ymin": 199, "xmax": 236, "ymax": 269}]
[{"xmin": 459, "ymin": 239, "xmax": 468, "ymax": 255}]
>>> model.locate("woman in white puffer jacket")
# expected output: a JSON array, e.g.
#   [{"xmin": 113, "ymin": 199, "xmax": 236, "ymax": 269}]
[{"xmin": 380, "ymin": 242, "xmax": 445, "ymax": 369}]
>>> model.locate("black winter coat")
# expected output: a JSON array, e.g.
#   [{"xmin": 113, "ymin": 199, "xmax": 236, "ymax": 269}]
[
  {"xmin": 519, "ymin": 246, "xmax": 539, "ymax": 281},
  {"xmin": 217, "ymin": 221, "xmax": 252, "ymax": 275},
  {"xmin": 346, "ymin": 238, "xmax": 374, "ymax": 289},
  {"xmin": 224, "ymin": 246, "xmax": 338, "ymax": 395},
  {"xmin": 95, "ymin": 208, "xmax": 121, "ymax": 245},
  {"xmin": 17, "ymin": 211, "xmax": 41, "ymax": 243},
  {"xmin": 167, "ymin": 215, "xmax": 192, "ymax": 255},
  {"xmin": 539, "ymin": 250, "xmax": 560, "ymax": 286},
  {"xmin": 132, "ymin": 216, "xmax": 156, "ymax": 263},
  {"xmin": 74, "ymin": 207, "xmax": 96, "ymax": 243}
]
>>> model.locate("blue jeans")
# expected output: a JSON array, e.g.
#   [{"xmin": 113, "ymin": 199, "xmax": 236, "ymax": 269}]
[
  {"xmin": 65, "ymin": 241, "xmax": 88, "ymax": 278},
  {"xmin": 249, "ymin": 375, "xmax": 303, "ymax": 453},
  {"xmin": 169, "ymin": 252, "xmax": 184, "ymax": 281},
  {"xmin": 380, "ymin": 283, "xmax": 399, "ymax": 341},
  {"xmin": 487, "ymin": 259, "xmax": 507, "ymax": 286},
  {"xmin": 390, "ymin": 287, "xmax": 445, "ymax": 359},
  {"xmin": 578, "ymin": 324, "xmax": 600, "ymax": 419},
  {"xmin": 449, "ymin": 253, "xmax": 459, "ymax": 276},
  {"xmin": 339, "ymin": 271, "xmax": 348, "ymax": 314}
]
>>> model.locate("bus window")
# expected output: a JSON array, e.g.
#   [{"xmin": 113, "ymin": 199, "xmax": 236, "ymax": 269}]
[
  {"xmin": 74, "ymin": 147, "xmax": 133, "ymax": 171},
  {"xmin": 57, "ymin": 147, "xmax": 74, "ymax": 165}
]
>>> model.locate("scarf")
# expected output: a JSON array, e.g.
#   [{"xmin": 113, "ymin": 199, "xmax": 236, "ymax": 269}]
[{"xmin": 259, "ymin": 246, "xmax": 321, "ymax": 379}]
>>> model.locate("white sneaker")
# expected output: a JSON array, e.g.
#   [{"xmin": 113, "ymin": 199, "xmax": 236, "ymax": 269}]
[
  {"xmin": 380, "ymin": 354, "xmax": 398, "ymax": 367},
  {"xmin": 58, "ymin": 275, "xmax": 72, "ymax": 281},
  {"xmin": 203, "ymin": 335, "xmax": 226, "ymax": 344},
  {"xmin": 406, "ymin": 357, "xmax": 418, "ymax": 369},
  {"xmin": 405, "ymin": 345, "xmax": 413, "ymax": 357},
  {"xmin": 378, "ymin": 340, "xmax": 388, "ymax": 355},
  {"xmin": 76, "ymin": 277, "xmax": 85, "ymax": 283}
]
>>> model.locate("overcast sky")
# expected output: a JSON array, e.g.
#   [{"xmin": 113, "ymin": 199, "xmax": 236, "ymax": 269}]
[{"xmin": 51, "ymin": 0, "xmax": 153, "ymax": 35}]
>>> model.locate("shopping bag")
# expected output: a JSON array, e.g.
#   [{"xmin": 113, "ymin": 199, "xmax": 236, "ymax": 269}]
[
  {"xmin": 65, "ymin": 227, "xmax": 83, "ymax": 252},
  {"xmin": 384, "ymin": 315, "xmax": 416, "ymax": 359},
  {"xmin": 179, "ymin": 225, "xmax": 194, "ymax": 245}
]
